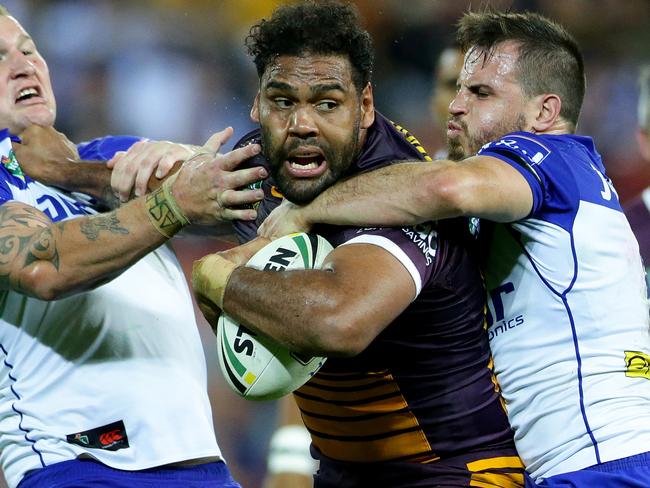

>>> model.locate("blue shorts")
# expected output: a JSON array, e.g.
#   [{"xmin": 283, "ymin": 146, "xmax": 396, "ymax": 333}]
[
  {"xmin": 526, "ymin": 451, "xmax": 650, "ymax": 487},
  {"xmin": 17, "ymin": 459, "xmax": 241, "ymax": 488}
]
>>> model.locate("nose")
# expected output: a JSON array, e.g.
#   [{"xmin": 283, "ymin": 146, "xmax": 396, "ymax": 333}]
[
  {"xmin": 288, "ymin": 106, "xmax": 319, "ymax": 139},
  {"xmin": 448, "ymin": 91, "xmax": 467, "ymax": 117},
  {"xmin": 10, "ymin": 51, "xmax": 36, "ymax": 79}
]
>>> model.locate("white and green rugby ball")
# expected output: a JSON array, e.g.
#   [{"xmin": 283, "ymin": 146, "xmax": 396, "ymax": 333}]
[{"xmin": 217, "ymin": 233, "xmax": 332, "ymax": 401}]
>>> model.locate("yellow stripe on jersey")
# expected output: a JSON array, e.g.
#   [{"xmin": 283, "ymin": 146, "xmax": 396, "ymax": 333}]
[
  {"xmin": 391, "ymin": 121, "xmax": 433, "ymax": 161},
  {"xmin": 294, "ymin": 369, "xmax": 435, "ymax": 462},
  {"xmin": 467, "ymin": 456, "xmax": 525, "ymax": 488},
  {"xmin": 308, "ymin": 427, "xmax": 436, "ymax": 463},
  {"xmin": 469, "ymin": 473, "xmax": 524, "ymax": 488},
  {"xmin": 466, "ymin": 456, "xmax": 524, "ymax": 471}
]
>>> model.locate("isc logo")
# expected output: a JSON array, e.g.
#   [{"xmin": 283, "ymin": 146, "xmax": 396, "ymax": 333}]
[
  {"xmin": 234, "ymin": 325, "xmax": 257, "ymax": 356},
  {"xmin": 232, "ymin": 247, "xmax": 299, "ymax": 357},
  {"xmin": 264, "ymin": 248, "xmax": 297, "ymax": 271}
]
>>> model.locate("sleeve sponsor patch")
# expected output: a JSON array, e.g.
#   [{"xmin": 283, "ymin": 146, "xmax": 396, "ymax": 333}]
[{"xmin": 479, "ymin": 134, "xmax": 552, "ymax": 167}]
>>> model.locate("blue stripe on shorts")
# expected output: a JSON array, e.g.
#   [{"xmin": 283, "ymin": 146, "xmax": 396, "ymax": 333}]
[
  {"xmin": 17, "ymin": 458, "xmax": 241, "ymax": 488},
  {"xmin": 525, "ymin": 451, "xmax": 650, "ymax": 487}
]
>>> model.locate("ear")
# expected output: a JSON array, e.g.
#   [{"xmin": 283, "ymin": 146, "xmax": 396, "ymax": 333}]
[
  {"xmin": 637, "ymin": 129, "xmax": 650, "ymax": 162},
  {"xmin": 530, "ymin": 94, "xmax": 562, "ymax": 132},
  {"xmin": 250, "ymin": 92, "xmax": 261, "ymax": 123},
  {"xmin": 359, "ymin": 82, "xmax": 375, "ymax": 129}
]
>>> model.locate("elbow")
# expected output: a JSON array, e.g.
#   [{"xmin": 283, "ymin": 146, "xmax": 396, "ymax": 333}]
[
  {"xmin": 18, "ymin": 265, "xmax": 67, "ymax": 301},
  {"xmin": 307, "ymin": 307, "xmax": 371, "ymax": 358},
  {"xmin": 417, "ymin": 168, "xmax": 472, "ymax": 219}
]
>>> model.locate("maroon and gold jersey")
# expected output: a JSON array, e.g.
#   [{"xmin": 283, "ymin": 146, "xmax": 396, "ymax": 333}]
[{"xmin": 232, "ymin": 113, "xmax": 523, "ymax": 487}]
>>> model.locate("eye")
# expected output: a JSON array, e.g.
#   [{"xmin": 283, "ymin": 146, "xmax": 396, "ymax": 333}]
[
  {"xmin": 469, "ymin": 85, "xmax": 490, "ymax": 99},
  {"xmin": 316, "ymin": 100, "xmax": 337, "ymax": 111},
  {"xmin": 274, "ymin": 98, "xmax": 292, "ymax": 109},
  {"xmin": 21, "ymin": 50, "xmax": 33, "ymax": 56}
]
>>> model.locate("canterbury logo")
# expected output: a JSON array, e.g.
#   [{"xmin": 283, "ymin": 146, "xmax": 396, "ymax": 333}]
[
  {"xmin": 99, "ymin": 429, "xmax": 124, "ymax": 446},
  {"xmin": 66, "ymin": 419, "xmax": 129, "ymax": 451},
  {"xmin": 624, "ymin": 351, "xmax": 650, "ymax": 380}
]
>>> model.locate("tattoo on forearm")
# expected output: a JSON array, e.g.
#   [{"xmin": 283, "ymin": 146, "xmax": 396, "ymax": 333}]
[{"xmin": 79, "ymin": 214, "xmax": 129, "ymax": 241}]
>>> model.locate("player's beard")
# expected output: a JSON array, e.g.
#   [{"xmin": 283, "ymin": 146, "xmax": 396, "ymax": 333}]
[
  {"xmin": 261, "ymin": 117, "xmax": 361, "ymax": 204},
  {"xmin": 447, "ymin": 113, "xmax": 528, "ymax": 161}
]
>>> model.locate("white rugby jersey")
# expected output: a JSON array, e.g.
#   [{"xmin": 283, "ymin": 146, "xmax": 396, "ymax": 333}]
[
  {"xmin": 478, "ymin": 132, "xmax": 650, "ymax": 483},
  {"xmin": 0, "ymin": 131, "xmax": 221, "ymax": 488}
]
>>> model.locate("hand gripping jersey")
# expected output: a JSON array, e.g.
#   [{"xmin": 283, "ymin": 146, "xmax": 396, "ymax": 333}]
[
  {"xmin": 0, "ymin": 130, "xmax": 221, "ymax": 488},
  {"xmin": 232, "ymin": 113, "xmax": 524, "ymax": 487},
  {"xmin": 478, "ymin": 132, "xmax": 650, "ymax": 483}
]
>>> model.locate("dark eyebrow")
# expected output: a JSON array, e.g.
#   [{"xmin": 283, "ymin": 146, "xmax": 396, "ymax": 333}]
[
  {"xmin": 467, "ymin": 83, "xmax": 492, "ymax": 93},
  {"xmin": 311, "ymin": 82, "xmax": 346, "ymax": 95},
  {"xmin": 264, "ymin": 80, "xmax": 296, "ymax": 93}
]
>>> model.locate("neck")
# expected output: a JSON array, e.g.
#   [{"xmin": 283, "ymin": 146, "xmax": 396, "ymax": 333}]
[{"xmin": 533, "ymin": 118, "xmax": 575, "ymax": 136}]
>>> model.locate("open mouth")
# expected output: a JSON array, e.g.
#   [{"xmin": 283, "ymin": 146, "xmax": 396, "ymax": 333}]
[
  {"xmin": 289, "ymin": 154, "xmax": 324, "ymax": 170},
  {"xmin": 16, "ymin": 87, "xmax": 41, "ymax": 103},
  {"xmin": 286, "ymin": 152, "xmax": 327, "ymax": 178}
]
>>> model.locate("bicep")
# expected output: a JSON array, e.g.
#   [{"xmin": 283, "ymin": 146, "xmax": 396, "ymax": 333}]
[
  {"xmin": 456, "ymin": 155, "xmax": 534, "ymax": 222},
  {"xmin": 0, "ymin": 202, "xmax": 53, "ymax": 292},
  {"xmin": 323, "ymin": 242, "xmax": 416, "ymax": 345}
]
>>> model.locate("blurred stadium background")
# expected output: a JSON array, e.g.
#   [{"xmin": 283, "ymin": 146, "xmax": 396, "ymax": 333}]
[{"xmin": 1, "ymin": 1, "xmax": 648, "ymax": 487}]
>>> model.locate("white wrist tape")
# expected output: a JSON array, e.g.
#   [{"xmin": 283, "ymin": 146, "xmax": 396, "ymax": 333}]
[{"xmin": 267, "ymin": 425, "xmax": 317, "ymax": 476}]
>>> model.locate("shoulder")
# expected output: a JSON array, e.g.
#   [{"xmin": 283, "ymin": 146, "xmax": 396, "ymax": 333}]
[
  {"xmin": 478, "ymin": 132, "xmax": 597, "ymax": 169},
  {"xmin": 353, "ymin": 112, "xmax": 431, "ymax": 173}
]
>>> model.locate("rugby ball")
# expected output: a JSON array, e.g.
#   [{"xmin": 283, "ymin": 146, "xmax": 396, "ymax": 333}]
[{"xmin": 217, "ymin": 233, "xmax": 332, "ymax": 401}]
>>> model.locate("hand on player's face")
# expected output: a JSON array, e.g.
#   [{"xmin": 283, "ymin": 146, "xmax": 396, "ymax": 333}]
[
  {"xmin": 12, "ymin": 125, "xmax": 78, "ymax": 183},
  {"xmin": 166, "ymin": 128, "xmax": 267, "ymax": 225}
]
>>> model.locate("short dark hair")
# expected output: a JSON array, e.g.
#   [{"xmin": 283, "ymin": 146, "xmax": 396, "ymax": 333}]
[
  {"xmin": 457, "ymin": 10, "xmax": 585, "ymax": 130},
  {"xmin": 245, "ymin": 0, "xmax": 374, "ymax": 92}
]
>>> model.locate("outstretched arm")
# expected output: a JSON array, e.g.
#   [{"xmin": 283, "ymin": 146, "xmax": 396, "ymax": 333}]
[
  {"xmin": 13, "ymin": 126, "xmax": 265, "ymax": 214},
  {"xmin": 0, "ymin": 142, "xmax": 262, "ymax": 301},
  {"xmin": 258, "ymin": 155, "xmax": 533, "ymax": 238}
]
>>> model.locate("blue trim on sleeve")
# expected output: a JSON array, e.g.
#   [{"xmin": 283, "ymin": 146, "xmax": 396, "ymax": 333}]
[
  {"xmin": 478, "ymin": 132, "xmax": 619, "ymax": 232},
  {"xmin": 77, "ymin": 135, "xmax": 141, "ymax": 160}
]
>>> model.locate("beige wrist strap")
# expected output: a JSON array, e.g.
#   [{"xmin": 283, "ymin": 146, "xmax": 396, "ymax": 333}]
[
  {"xmin": 145, "ymin": 178, "xmax": 190, "ymax": 238},
  {"xmin": 193, "ymin": 254, "xmax": 238, "ymax": 308}
]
